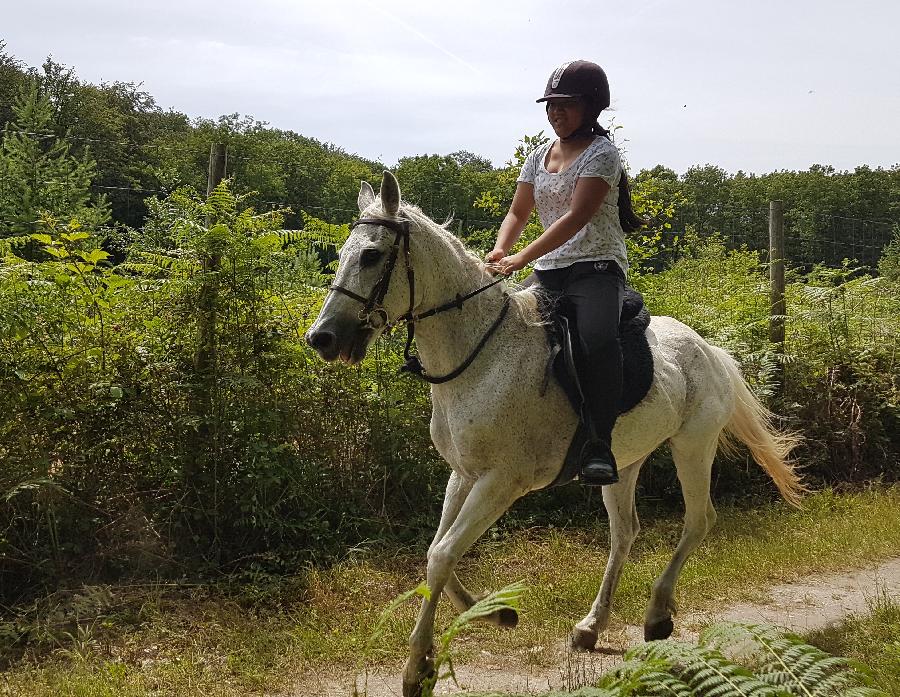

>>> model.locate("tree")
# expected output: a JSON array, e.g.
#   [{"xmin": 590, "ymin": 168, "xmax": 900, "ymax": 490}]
[{"xmin": 0, "ymin": 84, "xmax": 109, "ymax": 245}]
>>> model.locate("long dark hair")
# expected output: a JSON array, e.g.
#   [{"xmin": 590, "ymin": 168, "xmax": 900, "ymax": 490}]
[{"xmin": 562, "ymin": 104, "xmax": 646, "ymax": 233}]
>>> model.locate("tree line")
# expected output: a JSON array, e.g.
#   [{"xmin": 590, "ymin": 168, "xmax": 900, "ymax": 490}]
[{"xmin": 2, "ymin": 44, "xmax": 897, "ymax": 268}]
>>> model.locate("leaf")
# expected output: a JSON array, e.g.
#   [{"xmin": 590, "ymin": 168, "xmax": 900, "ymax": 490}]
[
  {"xmin": 77, "ymin": 249, "xmax": 110, "ymax": 264},
  {"xmin": 61, "ymin": 231, "xmax": 90, "ymax": 242},
  {"xmin": 364, "ymin": 581, "xmax": 430, "ymax": 654}
]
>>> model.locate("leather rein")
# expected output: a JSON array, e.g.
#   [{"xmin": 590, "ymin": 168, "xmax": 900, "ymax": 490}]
[{"xmin": 328, "ymin": 216, "xmax": 510, "ymax": 384}]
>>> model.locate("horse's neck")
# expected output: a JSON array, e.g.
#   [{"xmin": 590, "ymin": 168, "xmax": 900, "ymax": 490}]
[{"xmin": 410, "ymin": 225, "xmax": 512, "ymax": 380}]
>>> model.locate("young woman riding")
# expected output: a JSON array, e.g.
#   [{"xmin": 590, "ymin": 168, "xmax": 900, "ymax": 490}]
[{"xmin": 486, "ymin": 59, "xmax": 644, "ymax": 486}]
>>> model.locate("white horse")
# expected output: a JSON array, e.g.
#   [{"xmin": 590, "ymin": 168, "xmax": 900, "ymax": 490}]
[{"xmin": 306, "ymin": 171, "xmax": 803, "ymax": 697}]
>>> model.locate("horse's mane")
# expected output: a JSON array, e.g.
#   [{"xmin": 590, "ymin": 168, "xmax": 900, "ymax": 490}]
[{"xmin": 390, "ymin": 201, "xmax": 544, "ymax": 327}]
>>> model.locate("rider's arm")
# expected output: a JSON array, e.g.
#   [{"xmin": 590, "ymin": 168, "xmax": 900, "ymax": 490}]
[
  {"xmin": 516, "ymin": 176, "xmax": 610, "ymax": 264},
  {"xmin": 488, "ymin": 182, "xmax": 535, "ymax": 260}
]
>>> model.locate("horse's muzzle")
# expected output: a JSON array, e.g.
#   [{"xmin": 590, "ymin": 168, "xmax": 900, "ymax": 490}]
[
  {"xmin": 306, "ymin": 323, "xmax": 373, "ymax": 365},
  {"xmin": 306, "ymin": 328, "xmax": 339, "ymax": 360}
]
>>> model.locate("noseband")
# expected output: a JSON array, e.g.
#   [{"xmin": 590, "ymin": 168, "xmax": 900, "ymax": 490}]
[{"xmin": 328, "ymin": 216, "xmax": 510, "ymax": 384}]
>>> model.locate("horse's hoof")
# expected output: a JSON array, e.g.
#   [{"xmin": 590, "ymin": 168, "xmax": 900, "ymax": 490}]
[
  {"xmin": 571, "ymin": 626, "xmax": 598, "ymax": 651},
  {"xmin": 644, "ymin": 616, "xmax": 674, "ymax": 641},
  {"xmin": 402, "ymin": 679, "xmax": 423, "ymax": 697},
  {"xmin": 402, "ymin": 649, "xmax": 435, "ymax": 697},
  {"xmin": 495, "ymin": 607, "xmax": 519, "ymax": 628}
]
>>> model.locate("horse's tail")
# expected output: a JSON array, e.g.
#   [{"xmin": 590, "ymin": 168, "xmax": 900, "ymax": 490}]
[{"xmin": 715, "ymin": 348, "xmax": 806, "ymax": 508}]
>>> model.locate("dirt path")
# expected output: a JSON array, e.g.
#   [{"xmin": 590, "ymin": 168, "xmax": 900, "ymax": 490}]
[{"xmin": 291, "ymin": 556, "xmax": 900, "ymax": 697}]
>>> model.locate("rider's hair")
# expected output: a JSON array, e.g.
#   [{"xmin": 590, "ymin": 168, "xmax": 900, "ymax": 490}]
[
  {"xmin": 592, "ymin": 123, "xmax": 645, "ymax": 234},
  {"xmin": 557, "ymin": 100, "xmax": 646, "ymax": 234}
]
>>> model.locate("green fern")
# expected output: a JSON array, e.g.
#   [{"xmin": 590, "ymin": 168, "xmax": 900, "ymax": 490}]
[
  {"xmin": 700, "ymin": 622, "xmax": 884, "ymax": 697},
  {"xmin": 424, "ymin": 582, "xmax": 528, "ymax": 694},
  {"xmin": 299, "ymin": 211, "xmax": 349, "ymax": 251},
  {"xmin": 204, "ymin": 180, "xmax": 236, "ymax": 218},
  {"xmin": 121, "ymin": 250, "xmax": 200, "ymax": 277},
  {"xmin": 257, "ymin": 229, "xmax": 310, "ymax": 247},
  {"xmin": 624, "ymin": 640, "xmax": 785, "ymax": 697},
  {"xmin": 599, "ymin": 658, "xmax": 694, "ymax": 696}
]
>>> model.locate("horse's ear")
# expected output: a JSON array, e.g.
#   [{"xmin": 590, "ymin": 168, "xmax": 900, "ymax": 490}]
[
  {"xmin": 380, "ymin": 170, "xmax": 400, "ymax": 217},
  {"xmin": 358, "ymin": 180, "xmax": 375, "ymax": 212}
]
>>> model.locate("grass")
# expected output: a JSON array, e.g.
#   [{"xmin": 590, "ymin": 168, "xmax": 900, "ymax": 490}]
[
  {"xmin": 3, "ymin": 486, "xmax": 900, "ymax": 696},
  {"xmin": 805, "ymin": 585, "xmax": 900, "ymax": 696}
]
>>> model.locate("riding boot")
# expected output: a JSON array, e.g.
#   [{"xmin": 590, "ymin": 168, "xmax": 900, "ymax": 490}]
[
  {"xmin": 578, "ymin": 407, "xmax": 619, "ymax": 486},
  {"xmin": 534, "ymin": 260, "xmax": 624, "ymax": 487},
  {"xmin": 579, "ymin": 340, "xmax": 622, "ymax": 486},
  {"xmin": 575, "ymin": 329, "xmax": 623, "ymax": 487}
]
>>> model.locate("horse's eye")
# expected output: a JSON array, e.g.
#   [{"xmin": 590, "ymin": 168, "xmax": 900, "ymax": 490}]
[{"xmin": 360, "ymin": 248, "xmax": 383, "ymax": 267}]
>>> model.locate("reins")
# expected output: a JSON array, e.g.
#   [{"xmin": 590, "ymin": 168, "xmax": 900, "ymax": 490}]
[{"xmin": 329, "ymin": 216, "xmax": 510, "ymax": 384}]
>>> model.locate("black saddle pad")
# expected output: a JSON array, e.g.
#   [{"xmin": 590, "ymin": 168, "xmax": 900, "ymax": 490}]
[{"xmin": 538, "ymin": 285, "xmax": 654, "ymax": 488}]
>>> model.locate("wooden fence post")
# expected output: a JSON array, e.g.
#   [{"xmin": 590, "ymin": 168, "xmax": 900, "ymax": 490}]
[
  {"xmin": 769, "ymin": 200, "xmax": 785, "ymax": 391},
  {"xmin": 183, "ymin": 144, "xmax": 226, "ymax": 552},
  {"xmin": 206, "ymin": 143, "xmax": 227, "ymax": 198},
  {"xmin": 195, "ymin": 143, "xmax": 227, "ymax": 408}
]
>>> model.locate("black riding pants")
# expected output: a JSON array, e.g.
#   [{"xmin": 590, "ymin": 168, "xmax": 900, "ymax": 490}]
[{"xmin": 534, "ymin": 260, "xmax": 625, "ymax": 446}]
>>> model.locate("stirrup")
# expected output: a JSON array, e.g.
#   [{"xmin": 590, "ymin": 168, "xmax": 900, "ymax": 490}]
[{"xmin": 578, "ymin": 442, "xmax": 619, "ymax": 486}]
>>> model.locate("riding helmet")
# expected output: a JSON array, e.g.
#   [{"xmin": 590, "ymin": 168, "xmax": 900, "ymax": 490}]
[{"xmin": 536, "ymin": 60, "xmax": 610, "ymax": 112}]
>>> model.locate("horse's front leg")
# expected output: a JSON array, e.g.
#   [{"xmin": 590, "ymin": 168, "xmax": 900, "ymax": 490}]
[{"xmin": 402, "ymin": 468, "xmax": 525, "ymax": 697}]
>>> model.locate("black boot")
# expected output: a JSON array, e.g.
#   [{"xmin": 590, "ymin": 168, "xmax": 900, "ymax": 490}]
[{"xmin": 579, "ymin": 440, "xmax": 619, "ymax": 486}]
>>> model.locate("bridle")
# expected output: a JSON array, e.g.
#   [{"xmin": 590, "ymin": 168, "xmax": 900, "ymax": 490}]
[{"xmin": 328, "ymin": 216, "xmax": 510, "ymax": 384}]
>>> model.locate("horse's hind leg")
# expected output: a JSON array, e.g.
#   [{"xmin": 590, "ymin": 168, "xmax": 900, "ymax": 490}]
[
  {"xmin": 644, "ymin": 434, "xmax": 718, "ymax": 641},
  {"xmin": 572, "ymin": 458, "xmax": 645, "ymax": 650}
]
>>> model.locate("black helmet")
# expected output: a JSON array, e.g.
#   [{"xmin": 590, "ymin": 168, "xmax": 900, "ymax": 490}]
[{"xmin": 536, "ymin": 60, "xmax": 610, "ymax": 112}]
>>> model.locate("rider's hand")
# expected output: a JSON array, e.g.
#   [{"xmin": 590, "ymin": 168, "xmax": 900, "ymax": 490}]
[
  {"xmin": 484, "ymin": 248, "xmax": 506, "ymax": 275},
  {"xmin": 497, "ymin": 252, "xmax": 528, "ymax": 275}
]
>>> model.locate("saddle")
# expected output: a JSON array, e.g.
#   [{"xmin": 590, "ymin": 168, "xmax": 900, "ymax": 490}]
[{"xmin": 538, "ymin": 285, "xmax": 654, "ymax": 488}]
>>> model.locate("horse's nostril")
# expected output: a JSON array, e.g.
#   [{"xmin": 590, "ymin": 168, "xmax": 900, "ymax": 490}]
[{"xmin": 307, "ymin": 330, "xmax": 336, "ymax": 351}]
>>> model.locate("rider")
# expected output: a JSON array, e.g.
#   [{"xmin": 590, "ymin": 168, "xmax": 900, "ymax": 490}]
[{"xmin": 486, "ymin": 60, "xmax": 644, "ymax": 486}]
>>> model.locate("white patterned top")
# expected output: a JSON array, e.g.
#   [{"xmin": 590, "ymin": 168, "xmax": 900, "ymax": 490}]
[{"xmin": 517, "ymin": 135, "xmax": 628, "ymax": 273}]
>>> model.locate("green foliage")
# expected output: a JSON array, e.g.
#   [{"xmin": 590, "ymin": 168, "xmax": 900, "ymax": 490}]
[
  {"xmin": 877, "ymin": 227, "xmax": 900, "ymax": 281},
  {"xmin": 597, "ymin": 622, "xmax": 883, "ymax": 697},
  {"xmin": 0, "ymin": 84, "xmax": 110, "ymax": 245},
  {"xmin": 0, "ymin": 179, "xmax": 445, "ymax": 603},
  {"xmin": 784, "ymin": 265, "xmax": 899, "ymax": 479},
  {"xmin": 701, "ymin": 622, "xmax": 882, "ymax": 696},
  {"xmin": 805, "ymin": 586, "xmax": 900, "ymax": 695}
]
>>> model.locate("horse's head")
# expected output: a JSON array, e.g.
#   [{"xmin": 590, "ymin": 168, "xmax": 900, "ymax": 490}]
[{"xmin": 305, "ymin": 171, "xmax": 416, "ymax": 364}]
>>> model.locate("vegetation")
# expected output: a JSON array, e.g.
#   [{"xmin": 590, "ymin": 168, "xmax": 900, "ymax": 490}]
[
  {"xmin": 0, "ymin": 44, "xmax": 897, "ymax": 694},
  {"xmin": 3, "ymin": 488, "xmax": 900, "ymax": 695},
  {"xmin": 806, "ymin": 586, "xmax": 900, "ymax": 695}
]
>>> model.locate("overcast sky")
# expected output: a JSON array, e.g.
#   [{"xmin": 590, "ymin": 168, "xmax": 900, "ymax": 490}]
[{"xmin": 4, "ymin": 0, "xmax": 899, "ymax": 174}]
